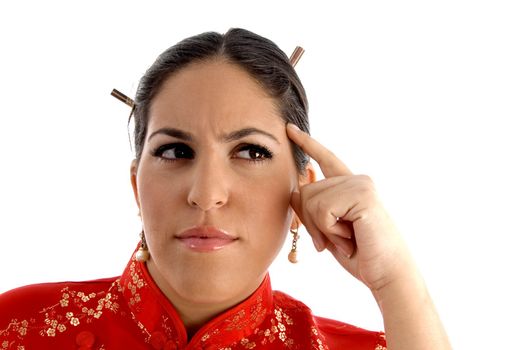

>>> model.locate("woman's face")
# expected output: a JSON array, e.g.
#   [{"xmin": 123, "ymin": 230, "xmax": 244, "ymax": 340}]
[{"xmin": 130, "ymin": 60, "xmax": 306, "ymax": 306}]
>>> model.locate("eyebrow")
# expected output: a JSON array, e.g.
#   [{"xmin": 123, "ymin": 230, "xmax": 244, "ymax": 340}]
[
  {"xmin": 223, "ymin": 127, "xmax": 280, "ymax": 144},
  {"xmin": 148, "ymin": 127, "xmax": 193, "ymax": 142},
  {"xmin": 147, "ymin": 127, "xmax": 280, "ymax": 144}
]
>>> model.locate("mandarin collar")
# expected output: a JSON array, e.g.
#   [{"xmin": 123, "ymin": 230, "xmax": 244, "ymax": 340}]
[{"xmin": 118, "ymin": 249, "xmax": 274, "ymax": 349}]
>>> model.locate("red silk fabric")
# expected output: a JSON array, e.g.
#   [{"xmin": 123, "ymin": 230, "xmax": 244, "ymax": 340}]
[{"xmin": 0, "ymin": 250, "xmax": 386, "ymax": 349}]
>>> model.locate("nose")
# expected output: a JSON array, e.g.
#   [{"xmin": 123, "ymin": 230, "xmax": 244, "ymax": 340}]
[{"xmin": 187, "ymin": 158, "xmax": 229, "ymax": 211}]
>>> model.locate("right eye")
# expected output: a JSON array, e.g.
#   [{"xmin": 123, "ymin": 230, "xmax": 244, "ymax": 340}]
[{"xmin": 152, "ymin": 143, "xmax": 195, "ymax": 161}]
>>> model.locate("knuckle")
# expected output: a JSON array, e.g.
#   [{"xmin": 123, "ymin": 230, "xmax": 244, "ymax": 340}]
[
  {"xmin": 356, "ymin": 175, "xmax": 376, "ymax": 191},
  {"xmin": 317, "ymin": 199, "xmax": 332, "ymax": 214},
  {"xmin": 357, "ymin": 174, "xmax": 374, "ymax": 185},
  {"xmin": 300, "ymin": 183, "xmax": 315, "ymax": 197},
  {"xmin": 305, "ymin": 199, "xmax": 317, "ymax": 215}
]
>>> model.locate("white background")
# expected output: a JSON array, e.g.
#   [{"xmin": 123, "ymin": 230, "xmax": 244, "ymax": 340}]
[{"xmin": 1, "ymin": 1, "xmax": 525, "ymax": 348}]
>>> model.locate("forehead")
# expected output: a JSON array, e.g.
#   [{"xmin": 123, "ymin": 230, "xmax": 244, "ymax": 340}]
[{"xmin": 148, "ymin": 60, "xmax": 283, "ymax": 132}]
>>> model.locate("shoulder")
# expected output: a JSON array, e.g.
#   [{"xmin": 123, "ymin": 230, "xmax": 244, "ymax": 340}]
[
  {"xmin": 0, "ymin": 277, "xmax": 119, "ymax": 348},
  {"xmin": 313, "ymin": 316, "xmax": 386, "ymax": 349},
  {"xmin": 0, "ymin": 278, "xmax": 117, "ymax": 318},
  {"xmin": 273, "ymin": 290, "xmax": 387, "ymax": 349}
]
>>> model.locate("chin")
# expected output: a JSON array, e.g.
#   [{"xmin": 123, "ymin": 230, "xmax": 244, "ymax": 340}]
[
  {"xmin": 153, "ymin": 247, "xmax": 268, "ymax": 306},
  {"xmin": 174, "ymin": 268, "xmax": 251, "ymax": 305}
]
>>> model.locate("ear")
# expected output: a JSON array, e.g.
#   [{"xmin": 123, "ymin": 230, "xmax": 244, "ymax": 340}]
[
  {"xmin": 291, "ymin": 162, "xmax": 316, "ymax": 229},
  {"xmin": 130, "ymin": 159, "xmax": 140, "ymax": 211},
  {"xmin": 298, "ymin": 162, "xmax": 316, "ymax": 188}
]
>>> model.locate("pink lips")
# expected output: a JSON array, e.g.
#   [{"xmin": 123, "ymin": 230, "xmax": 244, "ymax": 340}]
[{"xmin": 176, "ymin": 226, "xmax": 237, "ymax": 252}]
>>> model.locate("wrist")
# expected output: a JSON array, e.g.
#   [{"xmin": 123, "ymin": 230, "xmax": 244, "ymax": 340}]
[
  {"xmin": 371, "ymin": 264, "xmax": 452, "ymax": 350},
  {"xmin": 371, "ymin": 261, "xmax": 427, "ymax": 309}
]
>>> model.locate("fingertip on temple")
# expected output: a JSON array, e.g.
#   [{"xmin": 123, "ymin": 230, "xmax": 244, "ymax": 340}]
[
  {"xmin": 285, "ymin": 123, "xmax": 305, "ymax": 147},
  {"xmin": 286, "ymin": 122, "xmax": 301, "ymax": 132}
]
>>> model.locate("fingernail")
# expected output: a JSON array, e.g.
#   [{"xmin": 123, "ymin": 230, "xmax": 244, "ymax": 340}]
[
  {"xmin": 336, "ymin": 246, "xmax": 352, "ymax": 259},
  {"xmin": 287, "ymin": 123, "xmax": 301, "ymax": 133},
  {"xmin": 313, "ymin": 238, "xmax": 324, "ymax": 252}
]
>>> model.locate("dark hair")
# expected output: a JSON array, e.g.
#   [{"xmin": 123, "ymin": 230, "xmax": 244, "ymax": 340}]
[{"xmin": 130, "ymin": 28, "xmax": 310, "ymax": 172}]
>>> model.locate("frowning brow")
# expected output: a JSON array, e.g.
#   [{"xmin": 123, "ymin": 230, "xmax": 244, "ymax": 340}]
[
  {"xmin": 148, "ymin": 127, "xmax": 280, "ymax": 144},
  {"xmin": 148, "ymin": 128, "xmax": 193, "ymax": 142},
  {"xmin": 223, "ymin": 127, "xmax": 280, "ymax": 144}
]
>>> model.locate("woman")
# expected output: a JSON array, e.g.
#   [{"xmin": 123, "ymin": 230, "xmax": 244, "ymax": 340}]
[{"xmin": 0, "ymin": 28, "xmax": 450, "ymax": 349}]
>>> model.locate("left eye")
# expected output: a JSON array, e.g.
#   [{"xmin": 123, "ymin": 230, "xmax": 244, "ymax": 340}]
[{"xmin": 235, "ymin": 145, "xmax": 273, "ymax": 161}]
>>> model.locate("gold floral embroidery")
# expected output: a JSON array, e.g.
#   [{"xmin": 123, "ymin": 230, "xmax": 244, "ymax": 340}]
[
  {"xmin": 375, "ymin": 333, "xmax": 387, "ymax": 349},
  {"xmin": 0, "ymin": 340, "xmax": 24, "ymax": 350},
  {"xmin": 121, "ymin": 260, "xmax": 180, "ymax": 348},
  {"xmin": 125, "ymin": 261, "xmax": 146, "ymax": 306},
  {"xmin": 200, "ymin": 294, "xmax": 267, "ymax": 347},
  {"xmin": 128, "ymin": 311, "xmax": 153, "ymax": 344},
  {"xmin": 199, "ymin": 303, "xmax": 296, "ymax": 349},
  {"xmin": 40, "ymin": 282, "xmax": 120, "ymax": 338},
  {"xmin": 223, "ymin": 295, "xmax": 266, "ymax": 332},
  {"xmin": 0, "ymin": 318, "xmax": 35, "ymax": 349},
  {"xmin": 0, "ymin": 281, "xmax": 120, "ymax": 349},
  {"xmin": 2, "ymin": 258, "xmax": 379, "ymax": 349},
  {"xmin": 310, "ymin": 326, "xmax": 329, "ymax": 350},
  {"xmin": 239, "ymin": 306, "xmax": 295, "ymax": 348},
  {"xmin": 240, "ymin": 337, "xmax": 256, "ymax": 349}
]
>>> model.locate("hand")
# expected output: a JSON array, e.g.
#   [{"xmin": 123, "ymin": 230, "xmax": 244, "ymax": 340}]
[{"xmin": 287, "ymin": 123, "xmax": 414, "ymax": 292}]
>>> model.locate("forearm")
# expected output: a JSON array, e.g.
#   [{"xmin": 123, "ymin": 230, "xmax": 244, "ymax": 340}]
[{"xmin": 373, "ymin": 266, "xmax": 451, "ymax": 350}]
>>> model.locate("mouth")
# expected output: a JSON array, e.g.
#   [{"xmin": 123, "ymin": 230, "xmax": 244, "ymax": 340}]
[{"xmin": 176, "ymin": 226, "xmax": 238, "ymax": 252}]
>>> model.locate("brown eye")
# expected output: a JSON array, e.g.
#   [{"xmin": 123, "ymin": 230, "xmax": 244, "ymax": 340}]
[
  {"xmin": 235, "ymin": 144, "xmax": 273, "ymax": 161},
  {"xmin": 153, "ymin": 143, "xmax": 194, "ymax": 160},
  {"xmin": 239, "ymin": 149, "xmax": 263, "ymax": 159}
]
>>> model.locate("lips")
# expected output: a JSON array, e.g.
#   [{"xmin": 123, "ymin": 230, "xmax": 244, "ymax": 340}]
[{"xmin": 176, "ymin": 226, "xmax": 237, "ymax": 252}]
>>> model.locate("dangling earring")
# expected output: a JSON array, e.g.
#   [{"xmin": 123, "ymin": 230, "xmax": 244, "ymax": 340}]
[
  {"xmin": 135, "ymin": 230, "xmax": 150, "ymax": 262},
  {"xmin": 288, "ymin": 227, "xmax": 299, "ymax": 263}
]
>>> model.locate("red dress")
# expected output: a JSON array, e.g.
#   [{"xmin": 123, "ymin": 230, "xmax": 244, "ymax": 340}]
[{"xmin": 0, "ymin": 249, "xmax": 387, "ymax": 349}]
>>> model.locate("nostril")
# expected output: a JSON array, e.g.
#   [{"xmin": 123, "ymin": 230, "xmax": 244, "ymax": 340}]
[{"xmin": 188, "ymin": 196, "xmax": 227, "ymax": 210}]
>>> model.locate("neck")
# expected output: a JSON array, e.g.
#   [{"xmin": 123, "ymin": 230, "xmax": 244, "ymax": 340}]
[
  {"xmin": 176, "ymin": 297, "xmax": 238, "ymax": 340},
  {"xmin": 145, "ymin": 261, "xmax": 265, "ymax": 340}
]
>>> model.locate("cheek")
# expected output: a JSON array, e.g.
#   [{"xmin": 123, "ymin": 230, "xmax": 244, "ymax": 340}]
[
  {"xmin": 241, "ymin": 163, "xmax": 293, "ymax": 208},
  {"xmin": 136, "ymin": 166, "xmax": 182, "ymax": 228},
  {"xmin": 260, "ymin": 179, "xmax": 292, "ymax": 219},
  {"xmin": 240, "ymin": 167, "xmax": 295, "ymax": 248}
]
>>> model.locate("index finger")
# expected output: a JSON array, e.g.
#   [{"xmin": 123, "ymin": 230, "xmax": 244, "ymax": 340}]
[{"xmin": 286, "ymin": 123, "xmax": 352, "ymax": 178}]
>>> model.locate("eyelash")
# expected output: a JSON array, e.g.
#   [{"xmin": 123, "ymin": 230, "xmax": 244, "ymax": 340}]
[
  {"xmin": 236, "ymin": 144, "xmax": 274, "ymax": 163},
  {"xmin": 151, "ymin": 143, "xmax": 274, "ymax": 164}
]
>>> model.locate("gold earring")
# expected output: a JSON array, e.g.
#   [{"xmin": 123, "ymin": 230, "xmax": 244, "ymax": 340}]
[
  {"xmin": 288, "ymin": 227, "xmax": 299, "ymax": 263},
  {"xmin": 135, "ymin": 230, "xmax": 150, "ymax": 262}
]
